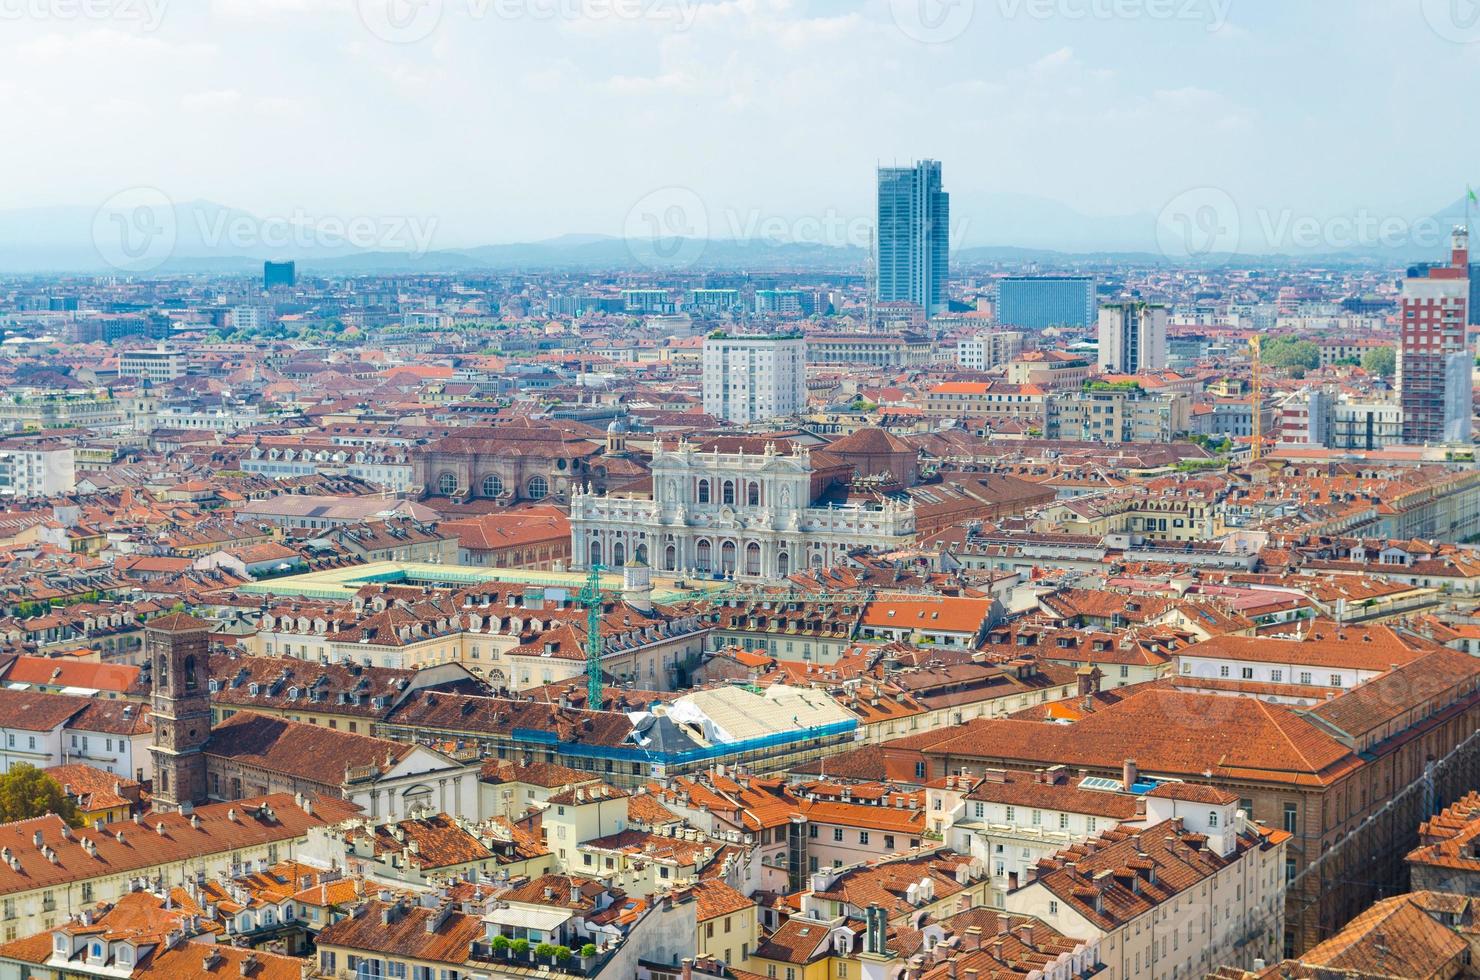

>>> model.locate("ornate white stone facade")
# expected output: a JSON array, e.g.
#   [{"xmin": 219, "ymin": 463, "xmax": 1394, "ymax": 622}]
[{"xmin": 569, "ymin": 440, "xmax": 916, "ymax": 581}]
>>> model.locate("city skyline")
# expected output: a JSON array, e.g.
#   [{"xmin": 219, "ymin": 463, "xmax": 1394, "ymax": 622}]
[
  {"xmin": 1, "ymin": 2, "xmax": 1479, "ymax": 979},
  {"xmin": 4, "ymin": 2, "xmax": 1480, "ymax": 262}
]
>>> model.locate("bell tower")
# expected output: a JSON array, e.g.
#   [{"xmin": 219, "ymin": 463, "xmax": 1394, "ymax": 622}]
[{"xmin": 146, "ymin": 612, "xmax": 212, "ymax": 811}]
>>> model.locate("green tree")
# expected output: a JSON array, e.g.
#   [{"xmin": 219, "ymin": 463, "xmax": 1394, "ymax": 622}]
[
  {"xmin": 1361, "ymin": 346, "xmax": 1396, "ymax": 377},
  {"xmin": 1260, "ymin": 336, "xmax": 1321, "ymax": 373},
  {"xmin": 0, "ymin": 765, "xmax": 81, "ymax": 826}
]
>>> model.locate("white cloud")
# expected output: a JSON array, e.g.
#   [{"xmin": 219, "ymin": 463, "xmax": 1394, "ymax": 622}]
[
  {"xmin": 180, "ymin": 88, "xmax": 243, "ymax": 110},
  {"xmin": 1029, "ymin": 45, "xmax": 1074, "ymax": 71}
]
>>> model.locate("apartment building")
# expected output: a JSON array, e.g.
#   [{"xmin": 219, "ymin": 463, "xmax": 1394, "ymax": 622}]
[
  {"xmin": 0, "ymin": 794, "xmax": 356, "ymax": 939},
  {"xmin": 1045, "ymin": 387, "xmax": 1189, "ymax": 443},
  {"xmin": 956, "ymin": 330, "xmax": 1024, "ymax": 370},
  {"xmin": 117, "ymin": 347, "xmax": 187, "ymax": 383},
  {"xmin": 701, "ymin": 334, "xmax": 807, "ymax": 424},
  {"xmin": 805, "ymin": 332, "xmax": 931, "ymax": 368},
  {"xmin": 0, "ymin": 442, "xmax": 74, "ymax": 497},
  {"xmin": 1097, "ymin": 303, "xmax": 1168, "ymax": 373},
  {"xmin": 1006, "ymin": 788, "xmax": 1289, "ymax": 979},
  {"xmin": 925, "ymin": 381, "xmax": 1047, "ymax": 424},
  {"xmin": 934, "ymin": 767, "xmax": 1142, "ymax": 906}
]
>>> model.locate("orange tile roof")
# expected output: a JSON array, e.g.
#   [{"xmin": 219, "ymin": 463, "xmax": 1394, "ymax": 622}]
[
  {"xmin": 0, "ymin": 794, "xmax": 359, "ymax": 898},
  {"xmin": 920, "ymin": 686, "xmax": 1362, "ymax": 787}
]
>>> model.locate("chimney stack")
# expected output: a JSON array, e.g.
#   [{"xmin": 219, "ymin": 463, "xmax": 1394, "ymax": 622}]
[{"xmin": 1122, "ymin": 759, "xmax": 1138, "ymax": 792}]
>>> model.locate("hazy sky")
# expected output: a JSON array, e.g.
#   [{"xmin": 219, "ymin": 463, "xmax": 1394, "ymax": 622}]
[{"xmin": 4, "ymin": 0, "xmax": 1479, "ymax": 251}]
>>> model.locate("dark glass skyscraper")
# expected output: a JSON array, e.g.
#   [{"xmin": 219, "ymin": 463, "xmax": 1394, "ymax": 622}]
[
  {"xmin": 877, "ymin": 160, "xmax": 949, "ymax": 316},
  {"xmin": 263, "ymin": 260, "xmax": 296, "ymax": 289}
]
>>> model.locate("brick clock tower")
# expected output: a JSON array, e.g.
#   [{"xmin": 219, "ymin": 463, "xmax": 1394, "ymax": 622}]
[{"xmin": 146, "ymin": 612, "xmax": 212, "ymax": 811}]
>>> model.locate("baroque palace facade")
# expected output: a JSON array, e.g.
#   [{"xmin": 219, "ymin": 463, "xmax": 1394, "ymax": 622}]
[{"xmin": 569, "ymin": 436, "xmax": 917, "ymax": 580}]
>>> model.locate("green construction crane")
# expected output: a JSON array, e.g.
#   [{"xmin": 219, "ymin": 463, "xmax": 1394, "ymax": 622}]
[{"xmin": 577, "ymin": 564, "xmax": 607, "ymax": 708}]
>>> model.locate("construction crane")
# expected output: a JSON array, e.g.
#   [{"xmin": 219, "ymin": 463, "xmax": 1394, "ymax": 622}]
[
  {"xmin": 1249, "ymin": 335, "xmax": 1263, "ymax": 461},
  {"xmin": 573, "ymin": 564, "xmax": 941, "ymax": 708},
  {"xmin": 577, "ymin": 565, "xmax": 609, "ymax": 708}
]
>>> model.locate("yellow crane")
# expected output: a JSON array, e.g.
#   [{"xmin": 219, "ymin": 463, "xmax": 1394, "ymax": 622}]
[{"xmin": 1249, "ymin": 335, "xmax": 1263, "ymax": 461}]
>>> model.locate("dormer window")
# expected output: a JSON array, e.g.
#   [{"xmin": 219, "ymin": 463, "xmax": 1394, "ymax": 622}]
[
  {"xmin": 116, "ymin": 946, "xmax": 134, "ymax": 966},
  {"xmin": 52, "ymin": 935, "xmax": 67, "ymax": 954}
]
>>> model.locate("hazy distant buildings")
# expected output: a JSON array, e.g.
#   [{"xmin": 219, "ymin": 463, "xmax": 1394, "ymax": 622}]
[
  {"xmin": 1399, "ymin": 227, "xmax": 1471, "ymax": 444},
  {"xmin": 877, "ymin": 160, "xmax": 949, "ymax": 316},
  {"xmin": 702, "ymin": 334, "xmax": 807, "ymax": 424},
  {"xmin": 263, "ymin": 260, "xmax": 296, "ymax": 290},
  {"xmin": 689, "ymin": 289, "xmax": 742, "ymax": 313},
  {"xmin": 996, "ymin": 276, "xmax": 1096, "ymax": 330},
  {"xmin": 754, "ymin": 289, "xmax": 805, "ymax": 316},
  {"xmin": 622, "ymin": 289, "xmax": 672, "ymax": 314},
  {"xmin": 1097, "ymin": 303, "xmax": 1167, "ymax": 373}
]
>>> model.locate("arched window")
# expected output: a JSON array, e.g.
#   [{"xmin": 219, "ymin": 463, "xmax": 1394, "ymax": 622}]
[
  {"xmin": 482, "ymin": 474, "xmax": 504, "ymax": 498},
  {"xmin": 527, "ymin": 476, "xmax": 549, "ymax": 500},
  {"xmin": 156, "ymin": 655, "xmax": 168, "ymax": 688},
  {"xmin": 697, "ymin": 480, "xmax": 710, "ymax": 504},
  {"xmin": 747, "ymin": 482, "xmax": 760, "ymax": 506},
  {"xmin": 437, "ymin": 472, "xmax": 457, "ymax": 496},
  {"xmin": 1208, "ymin": 811, "xmax": 1219, "ymax": 828},
  {"xmin": 722, "ymin": 480, "xmax": 736, "ymax": 505},
  {"xmin": 776, "ymin": 551, "xmax": 790, "ymax": 576},
  {"xmin": 183, "ymin": 654, "xmax": 197, "ymax": 691},
  {"xmin": 664, "ymin": 545, "xmax": 677, "ymax": 571},
  {"xmin": 589, "ymin": 540, "xmax": 603, "ymax": 567},
  {"xmin": 696, "ymin": 540, "xmax": 712, "ymax": 572},
  {"xmin": 634, "ymin": 543, "xmax": 648, "ymax": 565},
  {"xmin": 402, "ymin": 784, "xmax": 434, "ymax": 814},
  {"xmin": 810, "ymin": 552, "xmax": 824, "ymax": 569},
  {"xmin": 720, "ymin": 541, "xmax": 737, "ymax": 574},
  {"xmin": 745, "ymin": 542, "xmax": 761, "ymax": 576},
  {"xmin": 612, "ymin": 542, "xmax": 626, "ymax": 566}
]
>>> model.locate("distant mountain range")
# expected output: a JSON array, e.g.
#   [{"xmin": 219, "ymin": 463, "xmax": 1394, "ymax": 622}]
[{"xmin": 0, "ymin": 191, "xmax": 1473, "ymax": 275}]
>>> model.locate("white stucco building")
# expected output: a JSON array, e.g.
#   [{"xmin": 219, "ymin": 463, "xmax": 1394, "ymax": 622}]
[
  {"xmin": 569, "ymin": 437, "xmax": 917, "ymax": 580},
  {"xmin": 1005, "ymin": 784, "xmax": 1289, "ymax": 979},
  {"xmin": 0, "ymin": 443, "xmax": 75, "ymax": 497},
  {"xmin": 701, "ymin": 334, "xmax": 807, "ymax": 423}
]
